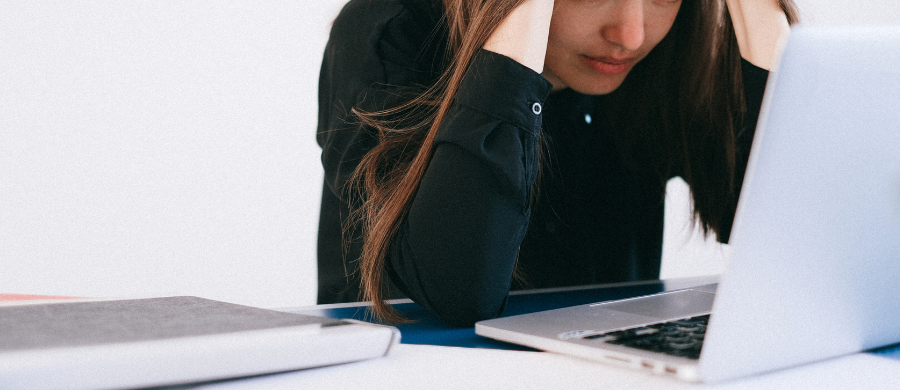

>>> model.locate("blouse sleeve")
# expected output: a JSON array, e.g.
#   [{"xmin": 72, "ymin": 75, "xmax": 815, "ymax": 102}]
[
  {"xmin": 738, "ymin": 57, "xmax": 769, "ymax": 144},
  {"xmin": 318, "ymin": 0, "xmax": 552, "ymax": 326},
  {"xmin": 387, "ymin": 50, "xmax": 552, "ymax": 326},
  {"xmin": 721, "ymin": 58, "xmax": 770, "ymax": 242}
]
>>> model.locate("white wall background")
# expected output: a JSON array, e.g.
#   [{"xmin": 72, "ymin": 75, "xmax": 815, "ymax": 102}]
[{"xmin": 1, "ymin": 0, "xmax": 897, "ymax": 308}]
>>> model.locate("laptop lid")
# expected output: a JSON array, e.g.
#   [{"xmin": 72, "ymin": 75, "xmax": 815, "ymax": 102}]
[{"xmin": 698, "ymin": 25, "xmax": 900, "ymax": 381}]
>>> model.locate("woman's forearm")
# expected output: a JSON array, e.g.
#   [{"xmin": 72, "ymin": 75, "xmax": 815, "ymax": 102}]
[
  {"xmin": 388, "ymin": 50, "xmax": 551, "ymax": 326},
  {"xmin": 726, "ymin": 0, "xmax": 791, "ymax": 70}
]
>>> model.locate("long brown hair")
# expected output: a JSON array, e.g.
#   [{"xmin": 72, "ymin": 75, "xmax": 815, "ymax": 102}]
[{"xmin": 348, "ymin": 0, "xmax": 799, "ymax": 323}]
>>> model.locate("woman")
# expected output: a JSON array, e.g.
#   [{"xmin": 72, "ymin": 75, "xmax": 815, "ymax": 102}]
[{"xmin": 316, "ymin": 0, "xmax": 799, "ymax": 326}]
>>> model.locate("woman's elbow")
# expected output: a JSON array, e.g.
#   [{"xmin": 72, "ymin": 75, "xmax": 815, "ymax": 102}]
[{"xmin": 427, "ymin": 290, "xmax": 508, "ymax": 327}]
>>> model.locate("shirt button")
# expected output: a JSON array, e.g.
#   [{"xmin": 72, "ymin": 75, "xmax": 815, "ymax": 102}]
[
  {"xmin": 584, "ymin": 113, "xmax": 592, "ymax": 124},
  {"xmin": 531, "ymin": 102, "xmax": 542, "ymax": 115}
]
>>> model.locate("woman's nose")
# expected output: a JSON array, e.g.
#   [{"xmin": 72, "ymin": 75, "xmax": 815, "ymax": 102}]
[{"xmin": 602, "ymin": 0, "xmax": 646, "ymax": 52}]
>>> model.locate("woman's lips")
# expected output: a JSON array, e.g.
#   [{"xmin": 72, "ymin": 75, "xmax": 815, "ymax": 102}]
[{"xmin": 582, "ymin": 55, "xmax": 634, "ymax": 75}]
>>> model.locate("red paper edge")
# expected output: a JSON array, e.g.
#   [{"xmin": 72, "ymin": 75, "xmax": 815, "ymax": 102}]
[{"xmin": 0, "ymin": 293, "xmax": 82, "ymax": 301}]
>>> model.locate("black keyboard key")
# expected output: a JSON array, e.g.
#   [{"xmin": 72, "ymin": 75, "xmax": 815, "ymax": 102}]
[{"xmin": 583, "ymin": 315, "xmax": 711, "ymax": 360}]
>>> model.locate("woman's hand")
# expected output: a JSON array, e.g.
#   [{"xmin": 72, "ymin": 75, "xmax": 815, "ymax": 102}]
[
  {"xmin": 483, "ymin": 0, "xmax": 556, "ymax": 73},
  {"xmin": 726, "ymin": 0, "xmax": 791, "ymax": 70}
]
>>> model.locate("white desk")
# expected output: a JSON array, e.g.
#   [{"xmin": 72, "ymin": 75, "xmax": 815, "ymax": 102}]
[
  {"xmin": 182, "ymin": 343, "xmax": 900, "ymax": 389},
  {"xmin": 186, "ymin": 276, "xmax": 900, "ymax": 389}
]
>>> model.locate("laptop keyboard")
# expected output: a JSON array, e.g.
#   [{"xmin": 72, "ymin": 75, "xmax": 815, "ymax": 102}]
[{"xmin": 583, "ymin": 315, "xmax": 709, "ymax": 360}]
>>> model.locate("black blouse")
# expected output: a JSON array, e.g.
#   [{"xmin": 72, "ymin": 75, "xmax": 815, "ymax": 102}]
[{"xmin": 316, "ymin": 0, "xmax": 769, "ymax": 326}]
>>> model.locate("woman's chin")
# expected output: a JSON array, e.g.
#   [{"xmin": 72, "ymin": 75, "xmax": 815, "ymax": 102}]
[
  {"xmin": 544, "ymin": 67, "xmax": 631, "ymax": 95},
  {"xmin": 568, "ymin": 77, "xmax": 627, "ymax": 96}
]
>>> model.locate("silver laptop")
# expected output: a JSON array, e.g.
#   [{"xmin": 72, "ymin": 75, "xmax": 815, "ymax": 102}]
[{"xmin": 476, "ymin": 25, "xmax": 900, "ymax": 383}]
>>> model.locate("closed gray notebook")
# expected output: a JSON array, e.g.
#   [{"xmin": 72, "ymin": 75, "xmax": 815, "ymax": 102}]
[{"xmin": 0, "ymin": 296, "xmax": 399, "ymax": 390}]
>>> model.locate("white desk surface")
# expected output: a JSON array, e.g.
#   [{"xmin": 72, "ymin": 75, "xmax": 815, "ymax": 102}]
[{"xmin": 188, "ymin": 343, "xmax": 900, "ymax": 389}]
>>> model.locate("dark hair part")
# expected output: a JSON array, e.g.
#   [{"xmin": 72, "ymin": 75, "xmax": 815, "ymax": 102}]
[{"xmin": 348, "ymin": 0, "xmax": 799, "ymax": 323}]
